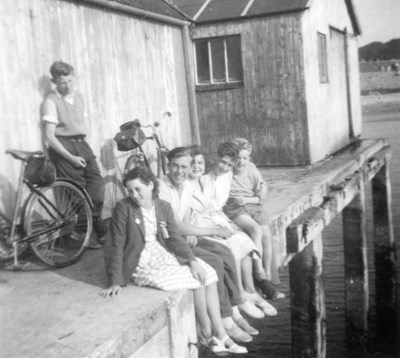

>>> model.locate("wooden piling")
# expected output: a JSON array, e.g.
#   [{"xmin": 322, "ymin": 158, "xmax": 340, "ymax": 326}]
[
  {"xmin": 342, "ymin": 186, "xmax": 369, "ymax": 354},
  {"xmin": 289, "ymin": 234, "xmax": 326, "ymax": 358},
  {"xmin": 372, "ymin": 163, "xmax": 397, "ymax": 339}
]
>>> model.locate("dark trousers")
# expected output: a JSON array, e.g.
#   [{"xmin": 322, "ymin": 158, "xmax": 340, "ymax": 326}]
[
  {"xmin": 193, "ymin": 239, "xmax": 242, "ymax": 318},
  {"xmin": 49, "ymin": 137, "xmax": 107, "ymax": 237}
]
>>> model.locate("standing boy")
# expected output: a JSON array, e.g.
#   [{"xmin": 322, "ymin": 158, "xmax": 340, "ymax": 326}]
[{"xmin": 42, "ymin": 61, "xmax": 107, "ymax": 247}]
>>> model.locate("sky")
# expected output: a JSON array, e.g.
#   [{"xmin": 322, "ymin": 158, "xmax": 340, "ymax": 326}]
[{"xmin": 352, "ymin": 0, "xmax": 400, "ymax": 47}]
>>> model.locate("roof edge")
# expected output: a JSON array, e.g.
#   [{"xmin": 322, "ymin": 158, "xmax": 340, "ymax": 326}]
[
  {"xmin": 194, "ymin": 7, "xmax": 309, "ymax": 25},
  {"xmin": 345, "ymin": 0, "xmax": 361, "ymax": 36}
]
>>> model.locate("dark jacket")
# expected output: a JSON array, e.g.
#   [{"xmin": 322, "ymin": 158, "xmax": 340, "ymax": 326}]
[{"xmin": 103, "ymin": 197, "xmax": 196, "ymax": 287}]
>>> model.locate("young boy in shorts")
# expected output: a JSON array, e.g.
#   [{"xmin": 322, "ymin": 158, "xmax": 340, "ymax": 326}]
[{"xmin": 223, "ymin": 138, "xmax": 284, "ymax": 300}]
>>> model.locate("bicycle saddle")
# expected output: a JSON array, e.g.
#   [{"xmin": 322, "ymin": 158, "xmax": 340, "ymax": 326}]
[{"xmin": 6, "ymin": 149, "xmax": 44, "ymax": 161}]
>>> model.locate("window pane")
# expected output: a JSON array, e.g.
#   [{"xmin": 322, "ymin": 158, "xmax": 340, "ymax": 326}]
[
  {"xmin": 195, "ymin": 41, "xmax": 210, "ymax": 84},
  {"xmin": 318, "ymin": 33, "xmax": 328, "ymax": 83},
  {"xmin": 210, "ymin": 38, "xmax": 225, "ymax": 83},
  {"xmin": 226, "ymin": 36, "xmax": 243, "ymax": 82}
]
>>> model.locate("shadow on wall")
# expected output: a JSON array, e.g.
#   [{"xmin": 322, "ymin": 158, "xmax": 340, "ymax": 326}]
[
  {"xmin": 38, "ymin": 75, "xmax": 53, "ymax": 154},
  {"xmin": 0, "ymin": 175, "xmax": 17, "ymax": 219}
]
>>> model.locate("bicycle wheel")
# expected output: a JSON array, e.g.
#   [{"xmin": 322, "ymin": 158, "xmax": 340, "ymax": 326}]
[{"xmin": 23, "ymin": 180, "xmax": 92, "ymax": 267}]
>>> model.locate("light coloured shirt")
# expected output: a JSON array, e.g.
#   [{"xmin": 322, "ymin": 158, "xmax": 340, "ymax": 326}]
[
  {"xmin": 230, "ymin": 162, "xmax": 265, "ymax": 198},
  {"xmin": 158, "ymin": 176, "xmax": 195, "ymax": 222},
  {"xmin": 201, "ymin": 171, "xmax": 233, "ymax": 211},
  {"xmin": 42, "ymin": 88, "xmax": 88, "ymax": 125}
]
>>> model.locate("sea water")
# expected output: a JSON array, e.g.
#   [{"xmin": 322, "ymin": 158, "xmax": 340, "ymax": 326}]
[{"xmin": 201, "ymin": 110, "xmax": 400, "ymax": 358}]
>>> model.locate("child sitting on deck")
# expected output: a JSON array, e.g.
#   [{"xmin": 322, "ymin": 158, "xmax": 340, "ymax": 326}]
[{"xmin": 223, "ymin": 138, "xmax": 284, "ymax": 300}]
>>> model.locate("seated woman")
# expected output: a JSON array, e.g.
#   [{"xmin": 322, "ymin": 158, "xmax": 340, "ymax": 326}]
[
  {"xmin": 187, "ymin": 145, "xmax": 278, "ymax": 317},
  {"xmin": 100, "ymin": 167, "xmax": 247, "ymax": 355}
]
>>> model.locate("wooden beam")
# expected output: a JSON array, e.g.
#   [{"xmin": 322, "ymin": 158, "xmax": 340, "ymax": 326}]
[
  {"xmin": 372, "ymin": 163, "xmax": 397, "ymax": 341},
  {"xmin": 182, "ymin": 25, "xmax": 201, "ymax": 144},
  {"xmin": 342, "ymin": 186, "xmax": 369, "ymax": 355},
  {"xmin": 290, "ymin": 234, "xmax": 326, "ymax": 358},
  {"xmin": 286, "ymin": 146, "xmax": 391, "ymax": 254}
]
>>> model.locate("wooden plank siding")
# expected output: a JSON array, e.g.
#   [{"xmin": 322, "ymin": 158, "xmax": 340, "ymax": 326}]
[
  {"xmin": 192, "ymin": 15, "xmax": 309, "ymax": 166},
  {"xmin": 0, "ymin": 0, "xmax": 191, "ymax": 218}
]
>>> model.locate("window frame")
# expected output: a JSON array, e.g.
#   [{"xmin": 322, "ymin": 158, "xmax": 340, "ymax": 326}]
[
  {"xmin": 194, "ymin": 35, "xmax": 244, "ymax": 92},
  {"xmin": 317, "ymin": 32, "xmax": 329, "ymax": 83}
]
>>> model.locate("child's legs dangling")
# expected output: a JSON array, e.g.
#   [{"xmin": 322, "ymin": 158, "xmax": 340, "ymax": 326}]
[
  {"xmin": 261, "ymin": 225, "xmax": 273, "ymax": 281},
  {"xmin": 234, "ymin": 214, "xmax": 266, "ymax": 280}
]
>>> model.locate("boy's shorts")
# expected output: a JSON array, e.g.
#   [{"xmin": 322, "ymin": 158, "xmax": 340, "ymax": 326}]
[{"xmin": 223, "ymin": 202, "xmax": 269, "ymax": 225}]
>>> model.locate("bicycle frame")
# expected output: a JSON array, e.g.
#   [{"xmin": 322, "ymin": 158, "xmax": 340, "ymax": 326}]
[{"xmin": 2, "ymin": 159, "xmax": 93, "ymax": 268}]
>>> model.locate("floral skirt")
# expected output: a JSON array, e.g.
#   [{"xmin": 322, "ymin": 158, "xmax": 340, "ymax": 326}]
[{"xmin": 132, "ymin": 240, "xmax": 218, "ymax": 291}]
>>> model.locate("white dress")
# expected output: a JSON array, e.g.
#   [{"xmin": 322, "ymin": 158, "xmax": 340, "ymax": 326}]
[
  {"xmin": 189, "ymin": 180, "xmax": 260, "ymax": 260},
  {"xmin": 132, "ymin": 205, "xmax": 218, "ymax": 291}
]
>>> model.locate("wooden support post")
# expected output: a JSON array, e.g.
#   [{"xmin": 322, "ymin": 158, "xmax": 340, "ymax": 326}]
[
  {"xmin": 290, "ymin": 234, "xmax": 326, "ymax": 358},
  {"xmin": 372, "ymin": 163, "xmax": 397, "ymax": 340},
  {"xmin": 342, "ymin": 187, "xmax": 369, "ymax": 354}
]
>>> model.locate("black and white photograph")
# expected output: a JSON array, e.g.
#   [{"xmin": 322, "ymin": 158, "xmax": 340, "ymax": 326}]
[{"xmin": 1, "ymin": 0, "xmax": 399, "ymax": 357}]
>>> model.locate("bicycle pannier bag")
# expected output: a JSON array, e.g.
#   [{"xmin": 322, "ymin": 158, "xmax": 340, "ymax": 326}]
[
  {"xmin": 114, "ymin": 119, "xmax": 146, "ymax": 152},
  {"xmin": 24, "ymin": 156, "xmax": 56, "ymax": 186}
]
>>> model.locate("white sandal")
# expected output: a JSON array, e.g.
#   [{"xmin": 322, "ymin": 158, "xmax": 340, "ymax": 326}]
[{"xmin": 209, "ymin": 335, "xmax": 248, "ymax": 354}]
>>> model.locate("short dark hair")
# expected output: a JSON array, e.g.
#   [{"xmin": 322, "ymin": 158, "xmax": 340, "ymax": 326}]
[
  {"xmin": 50, "ymin": 61, "xmax": 74, "ymax": 79},
  {"xmin": 188, "ymin": 144, "xmax": 209, "ymax": 172},
  {"xmin": 123, "ymin": 166, "xmax": 159, "ymax": 198},
  {"xmin": 217, "ymin": 142, "xmax": 238, "ymax": 161},
  {"xmin": 167, "ymin": 146, "xmax": 190, "ymax": 163}
]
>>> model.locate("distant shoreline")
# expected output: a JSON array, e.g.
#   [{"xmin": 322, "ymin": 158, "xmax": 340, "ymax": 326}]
[{"xmin": 361, "ymin": 92, "xmax": 400, "ymax": 116}]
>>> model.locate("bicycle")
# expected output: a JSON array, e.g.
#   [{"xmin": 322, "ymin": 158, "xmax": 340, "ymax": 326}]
[
  {"xmin": 0, "ymin": 149, "xmax": 93, "ymax": 269},
  {"xmin": 114, "ymin": 111, "xmax": 171, "ymax": 178}
]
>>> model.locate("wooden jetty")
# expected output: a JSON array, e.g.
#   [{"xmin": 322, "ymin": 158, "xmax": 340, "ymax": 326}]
[
  {"xmin": 262, "ymin": 138, "xmax": 396, "ymax": 357},
  {"xmin": 1, "ymin": 138, "xmax": 396, "ymax": 358}
]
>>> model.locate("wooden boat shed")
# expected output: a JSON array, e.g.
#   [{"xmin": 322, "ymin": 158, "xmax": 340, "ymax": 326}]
[{"xmin": 173, "ymin": 0, "xmax": 363, "ymax": 166}]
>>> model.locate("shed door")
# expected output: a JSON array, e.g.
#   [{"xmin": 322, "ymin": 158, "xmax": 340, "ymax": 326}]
[{"xmin": 328, "ymin": 27, "xmax": 350, "ymax": 150}]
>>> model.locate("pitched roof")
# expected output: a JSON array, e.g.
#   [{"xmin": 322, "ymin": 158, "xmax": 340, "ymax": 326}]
[
  {"xmin": 171, "ymin": 0, "xmax": 361, "ymax": 35},
  {"xmin": 112, "ymin": 0, "xmax": 189, "ymax": 20},
  {"xmin": 171, "ymin": 0, "xmax": 309, "ymax": 22}
]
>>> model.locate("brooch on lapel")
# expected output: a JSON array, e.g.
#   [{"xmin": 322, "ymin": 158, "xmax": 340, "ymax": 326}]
[
  {"xmin": 160, "ymin": 221, "xmax": 169, "ymax": 239},
  {"xmin": 135, "ymin": 217, "xmax": 141, "ymax": 225}
]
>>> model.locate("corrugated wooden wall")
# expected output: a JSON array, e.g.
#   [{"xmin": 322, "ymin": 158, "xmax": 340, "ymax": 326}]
[
  {"xmin": 192, "ymin": 15, "xmax": 309, "ymax": 166},
  {"xmin": 0, "ymin": 0, "xmax": 191, "ymax": 217}
]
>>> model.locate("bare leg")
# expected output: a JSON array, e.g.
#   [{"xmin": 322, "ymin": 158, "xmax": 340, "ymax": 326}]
[
  {"xmin": 233, "ymin": 215, "xmax": 267, "ymax": 279},
  {"xmin": 193, "ymin": 287, "xmax": 212, "ymax": 339},
  {"xmin": 261, "ymin": 225, "xmax": 273, "ymax": 281}
]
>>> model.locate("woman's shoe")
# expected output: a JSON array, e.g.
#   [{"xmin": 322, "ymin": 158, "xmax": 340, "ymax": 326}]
[
  {"xmin": 238, "ymin": 300, "xmax": 265, "ymax": 319},
  {"xmin": 245, "ymin": 292, "xmax": 278, "ymax": 317},
  {"xmin": 225, "ymin": 323, "xmax": 253, "ymax": 343},
  {"xmin": 209, "ymin": 335, "xmax": 248, "ymax": 354},
  {"xmin": 256, "ymin": 279, "xmax": 285, "ymax": 300},
  {"xmin": 233, "ymin": 316, "xmax": 259, "ymax": 335}
]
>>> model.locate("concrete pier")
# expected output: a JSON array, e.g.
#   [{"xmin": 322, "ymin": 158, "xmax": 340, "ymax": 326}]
[
  {"xmin": 0, "ymin": 138, "xmax": 396, "ymax": 358},
  {"xmin": 0, "ymin": 250, "xmax": 198, "ymax": 358}
]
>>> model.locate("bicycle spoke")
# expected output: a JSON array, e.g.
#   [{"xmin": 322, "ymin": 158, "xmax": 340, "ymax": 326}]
[{"xmin": 25, "ymin": 181, "xmax": 92, "ymax": 267}]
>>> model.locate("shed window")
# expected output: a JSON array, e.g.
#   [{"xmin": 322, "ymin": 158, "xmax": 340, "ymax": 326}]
[
  {"xmin": 317, "ymin": 32, "xmax": 328, "ymax": 83},
  {"xmin": 194, "ymin": 35, "xmax": 243, "ymax": 90}
]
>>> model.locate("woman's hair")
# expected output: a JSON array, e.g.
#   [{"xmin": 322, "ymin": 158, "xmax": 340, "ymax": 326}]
[
  {"xmin": 50, "ymin": 61, "xmax": 74, "ymax": 79},
  {"xmin": 233, "ymin": 137, "xmax": 252, "ymax": 153},
  {"xmin": 188, "ymin": 144, "xmax": 210, "ymax": 173},
  {"xmin": 167, "ymin": 146, "xmax": 190, "ymax": 162},
  {"xmin": 123, "ymin": 166, "xmax": 159, "ymax": 197},
  {"xmin": 217, "ymin": 142, "xmax": 239, "ymax": 161}
]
